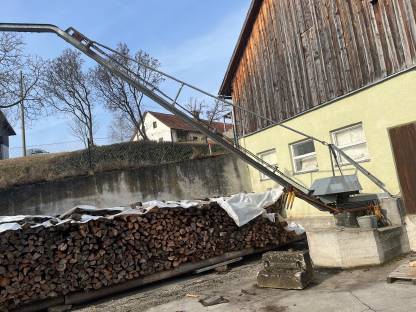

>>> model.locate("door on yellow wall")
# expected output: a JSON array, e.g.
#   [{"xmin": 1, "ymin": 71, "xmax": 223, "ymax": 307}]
[{"xmin": 389, "ymin": 122, "xmax": 416, "ymax": 214}]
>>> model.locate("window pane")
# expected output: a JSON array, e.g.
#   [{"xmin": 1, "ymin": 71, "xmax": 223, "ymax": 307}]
[
  {"xmin": 339, "ymin": 143, "xmax": 369, "ymax": 163},
  {"xmin": 260, "ymin": 151, "xmax": 277, "ymax": 164},
  {"xmin": 295, "ymin": 155, "xmax": 318, "ymax": 172},
  {"xmin": 293, "ymin": 140, "xmax": 315, "ymax": 157},
  {"xmin": 334, "ymin": 125, "xmax": 364, "ymax": 146}
]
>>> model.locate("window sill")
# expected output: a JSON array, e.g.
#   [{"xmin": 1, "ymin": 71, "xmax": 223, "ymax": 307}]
[{"xmin": 337, "ymin": 158, "xmax": 371, "ymax": 167}]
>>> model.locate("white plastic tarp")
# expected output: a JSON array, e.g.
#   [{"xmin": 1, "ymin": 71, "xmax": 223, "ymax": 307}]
[
  {"xmin": 0, "ymin": 223, "xmax": 22, "ymax": 233},
  {"xmin": 141, "ymin": 200, "xmax": 202, "ymax": 210},
  {"xmin": 0, "ymin": 188, "xmax": 287, "ymax": 232},
  {"xmin": 213, "ymin": 186, "xmax": 285, "ymax": 227},
  {"xmin": 59, "ymin": 205, "xmax": 125, "ymax": 219},
  {"xmin": 285, "ymin": 222, "xmax": 306, "ymax": 235}
]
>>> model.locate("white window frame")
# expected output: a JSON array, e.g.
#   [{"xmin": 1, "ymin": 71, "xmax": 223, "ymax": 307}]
[
  {"xmin": 290, "ymin": 139, "xmax": 318, "ymax": 174},
  {"xmin": 257, "ymin": 149, "xmax": 277, "ymax": 181},
  {"xmin": 331, "ymin": 123, "xmax": 370, "ymax": 165}
]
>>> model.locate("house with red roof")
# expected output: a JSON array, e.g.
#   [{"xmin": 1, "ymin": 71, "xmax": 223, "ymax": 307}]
[{"xmin": 131, "ymin": 111, "xmax": 233, "ymax": 143}]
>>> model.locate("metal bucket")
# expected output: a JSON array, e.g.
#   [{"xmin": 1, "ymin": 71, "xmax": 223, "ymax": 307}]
[{"xmin": 357, "ymin": 215, "xmax": 378, "ymax": 229}]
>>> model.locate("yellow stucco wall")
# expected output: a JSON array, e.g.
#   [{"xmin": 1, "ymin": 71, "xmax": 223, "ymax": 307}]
[{"xmin": 240, "ymin": 70, "xmax": 416, "ymax": 219}]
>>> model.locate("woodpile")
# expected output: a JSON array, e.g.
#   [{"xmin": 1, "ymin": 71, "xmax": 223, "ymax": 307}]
[{"xmin": 0, "ymin": 202, "xmax": 296, "ymax": 311}]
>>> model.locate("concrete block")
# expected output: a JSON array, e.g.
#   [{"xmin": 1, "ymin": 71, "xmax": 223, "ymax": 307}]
[
  {"xmin": 257, "ymin": 270, "xmax": 312, "ymax": 290},
  {"xmin": 257, "ymin": 251, "xmax": 313, "ymax": 289},
  {"xmin": 262, "ymin": 250, "xmax": 312, "ymax": 271},
  {"xmin": 380, "ymin": 197, "xmax": 406, "ymax": 226},
  {"xmin": 307, "ymin": 229, "xmax": 342, "ymax": 267},
  {"xmin": 307, "ymin": 226, "xmax": 408, "ymax": 268}
]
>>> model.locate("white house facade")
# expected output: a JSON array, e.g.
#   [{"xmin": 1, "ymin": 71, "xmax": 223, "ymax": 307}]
[{"xmin": 132, "ymin": 111, "xmax": 232, "ymax": 143}]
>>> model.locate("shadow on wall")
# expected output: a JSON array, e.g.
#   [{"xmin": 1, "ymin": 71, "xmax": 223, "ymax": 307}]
[{"xmin": 0, "ymin": 154, "xmax": 252, "ymax": 217}]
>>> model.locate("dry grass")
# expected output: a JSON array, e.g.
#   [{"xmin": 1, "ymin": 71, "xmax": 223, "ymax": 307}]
[
  {"xmin": 0, "ymin": 150, "xmax": 89, "ymax": 189},
  {"xmin": 0, "ymin": 141, "xmax": 224, "ymax": 189}
]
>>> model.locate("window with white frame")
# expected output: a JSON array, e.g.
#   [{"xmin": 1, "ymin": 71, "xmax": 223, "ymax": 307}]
[
  {"xmin": 331, "ymin": 123, "xmax": 370, "ymax": 165},
  {"xmin": 258, "ymin": 149, "xmax": 277, "ymax": 181},
  {"xmin": 290, "ymin": 139, "xmax": 318, "ymax": 173}
]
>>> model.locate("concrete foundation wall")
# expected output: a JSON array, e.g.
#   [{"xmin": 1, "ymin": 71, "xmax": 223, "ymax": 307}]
[
  {"xmin": 304, "ymin": 198, "xmax": 411, "ymax": 268},
  {"xmin": 0, "ymin": 154, "xmax": 252, "ymax": 216},
  {"xmin": 307, "ymin": 226, "xmax": 408, "ymax": 268}
]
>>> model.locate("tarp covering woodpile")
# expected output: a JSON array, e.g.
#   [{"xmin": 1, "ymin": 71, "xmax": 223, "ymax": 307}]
[{"xmin": 0, "ymin": 188, "xmax": 302, "ymax": 310}]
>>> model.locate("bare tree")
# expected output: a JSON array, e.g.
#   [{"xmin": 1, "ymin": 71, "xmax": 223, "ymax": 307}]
[
  {"xmin": 92, "ymin": 43, "xmax": 163, "ymax": 140},
  {"xmin": 186, "ymin": 97, "xmax": 206, "ymax": 119},
  {"xmin": 68, "ymin": 115, "xmax": 99, "ymax": 148},
  {"xmin": 1, "ymin": 57, "xmax": 45, "ymax": 125},
  {"xmin": 186, "ymin": 97, "xmax": 230, "ymax": 126},
  {"xmin": 206, "ymin": 99, "xmax": 230, "ymax": 125},
  {"xmin": 108, "ymin": 112, "xmax": 135, "ymax": 143},
  {"xmin": 42, "ymin": 49, "xmax": 96, "ymax": 145},
  {"xmin": 0, "ymin": 34, "xmax": 44, "ymax": 124},
  {"xmin": 0, "ymin": 33, "xmax": 23, "ymax": 88}
]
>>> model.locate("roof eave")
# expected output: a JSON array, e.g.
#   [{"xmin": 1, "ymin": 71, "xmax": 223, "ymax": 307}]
[
  {"xmin": 218, "ymin": 0, "xmax": 264, "ymax": 97},
  {"xmin": 7, "ymin": 125, "xmax": 16, "ymax": 136},
  {"xmin": 0, "ymin": 111, "xmax": 16, "ymax": 136}
]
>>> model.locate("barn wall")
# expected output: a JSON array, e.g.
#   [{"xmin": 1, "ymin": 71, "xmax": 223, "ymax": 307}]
[{"xmin": 231, "ymin": 0, "xmax": 416, "ymax": 135}]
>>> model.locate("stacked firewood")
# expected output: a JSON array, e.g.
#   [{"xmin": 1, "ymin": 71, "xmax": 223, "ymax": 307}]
[{"xmin": 0, "ymin": 203, "xmax": 295, "ymax": 310}]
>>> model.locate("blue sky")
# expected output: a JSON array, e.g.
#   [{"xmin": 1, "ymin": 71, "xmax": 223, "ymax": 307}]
[{"xmin": 0, "ymin": 0, "xmax": 250, "ymax": 157}]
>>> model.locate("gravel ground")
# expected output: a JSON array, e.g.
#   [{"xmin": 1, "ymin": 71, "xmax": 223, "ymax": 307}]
[{"xmin": 73, "ymin": 251, "xmax": 416, "ymax": 312}]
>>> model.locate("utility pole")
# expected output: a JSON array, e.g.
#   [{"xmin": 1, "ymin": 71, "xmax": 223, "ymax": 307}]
[{"xmin": 20, "ymin": 71, "xmax": 27, "ymax": 157}]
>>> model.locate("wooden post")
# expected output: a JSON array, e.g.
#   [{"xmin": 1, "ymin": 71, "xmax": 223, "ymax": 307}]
[{"xmin": 20, "ymin": 71, "xmax": 27, "ymax": 157}]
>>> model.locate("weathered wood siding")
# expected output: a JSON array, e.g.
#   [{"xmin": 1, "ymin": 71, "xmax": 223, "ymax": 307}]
[{"xmin": 232, "ymin": 0, "xmax": 416, "ymax": 136}]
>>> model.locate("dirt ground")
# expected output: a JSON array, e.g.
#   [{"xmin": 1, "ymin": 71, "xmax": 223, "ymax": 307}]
[{"xmin": 73, "ymin": 249, "xmax": 416, "ymax": 312}]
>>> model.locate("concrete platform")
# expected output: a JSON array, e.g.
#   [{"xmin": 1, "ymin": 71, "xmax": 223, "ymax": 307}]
[{"xmin": 307, "ymin": 225, "xmax": 410, "ymax": 268}]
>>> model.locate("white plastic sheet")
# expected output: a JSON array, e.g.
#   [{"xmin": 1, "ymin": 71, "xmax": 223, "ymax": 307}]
[
  {"xmin": 141, "ymin": 200, "xmax": 202, "ymax": 210},
  {"xmin": 137, "ymin": 188, "xmax": 285, "ymax": 227},
  {"xmin": 285, "ymin": 222, "xmax": 306, "ymax": 235},
  {"xmin": 0, "ymin": 223, "xmax": 22, "ymax": 233},
  {"xmin": 0, "ymin": 188, "xmax": 287, "ymax": 232},
  {"xmin": 59, "ymin": 205, "xmax": 125, "ymax": 219},
  {"xmin": 213, "ymin": 187, "xmax": 285, "ymax": 227},
  {"xmin": 0, "ymin": 216, "xmax": 27, "ymax": 223}
]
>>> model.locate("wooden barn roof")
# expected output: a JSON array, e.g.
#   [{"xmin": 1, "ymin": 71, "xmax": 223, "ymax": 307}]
[{"xmin": 219, "ymin": 0, "xmax": 263, "ymax": 97}]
